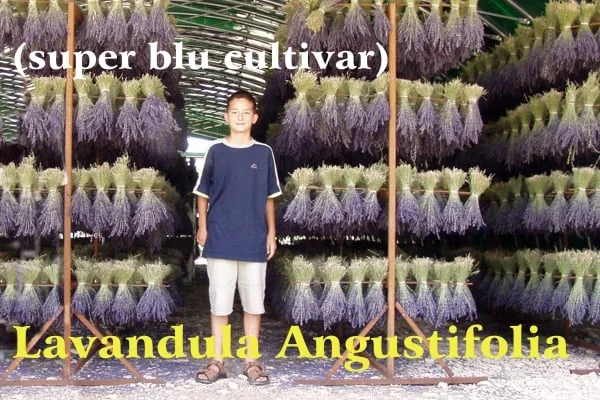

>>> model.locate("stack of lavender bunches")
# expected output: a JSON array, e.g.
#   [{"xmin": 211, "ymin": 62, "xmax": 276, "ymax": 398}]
[
  {"xmin": 483, "ymin": 167, "xmax": 600, "ymax": 236},
  {"xmin": 21, "ymin": 73, "xmax": 180, "ymax": 169},
  {"xmin": 478, "ymin": 72, "xmax": 600, "ymax": 170},
  {"xmin": 272, "ymin": 70, "xmax": 485, "ymax": 164},
  {"xmin": 271, "ymin": 253, "xmax": 477, "ymax": 329},
  {"xmin": 281, "ymin": 163, "xmax": 491, "ymax": 240},
  {"xmin": 0, "ymin": 256, "xmax": 177, "ymax": 327},
  {"xmin": 461, "ymin": 1, "xmax": 600, "ymax": 117},
  {"xmin": 280, "ymin": 0, "xmax": 484, "ymax": 80},
  {"xmin": 0, "ymin": 155, "xmax": 178, "ymax": 253},
  {"xmin": 476, "ymin": 249, "xmax": 600, "ymax": 327}
]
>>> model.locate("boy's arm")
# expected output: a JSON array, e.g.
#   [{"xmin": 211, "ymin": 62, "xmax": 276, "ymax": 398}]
[
  {"xmin": 197, "ymin": 196, "xmax": 209, "ymax": 246},
  {"xmin": 265, "ymin": 198, "xmax": 276, "ymax": 260}
]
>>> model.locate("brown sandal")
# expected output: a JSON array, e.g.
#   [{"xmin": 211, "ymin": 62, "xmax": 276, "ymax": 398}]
[
  {"xmin": 243, "ymin": 361, "xmax": 270, "ymax": 385},
  {"xmin": 195, "ymin": 360, "xmax": 227, "ymax": 384}
]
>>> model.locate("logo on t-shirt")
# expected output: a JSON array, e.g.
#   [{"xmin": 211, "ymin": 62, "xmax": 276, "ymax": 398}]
[{"xmin": 250, "ymin": 163, "xmax": 258, "ymax": 169}]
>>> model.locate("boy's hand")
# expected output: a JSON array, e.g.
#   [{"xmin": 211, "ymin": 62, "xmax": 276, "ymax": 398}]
[
  {"xmin": 197, "ymin": 227, "xmax": 207, "ymax": 246},
  {"xmin": 266, "ymin": 234, "xmax": 277, "ymax": 260}
]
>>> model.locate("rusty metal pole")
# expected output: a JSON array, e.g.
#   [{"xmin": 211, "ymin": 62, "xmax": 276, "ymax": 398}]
[
  {"xmin": 386, "ymin": 0, "xmax": 397, "ymax": 379},
  {"xmin": 62, "ymin": 0, "xmax": 76, "ymax": 379}
]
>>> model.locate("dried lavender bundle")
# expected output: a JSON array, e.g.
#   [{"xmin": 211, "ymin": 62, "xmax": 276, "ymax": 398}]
[
  {"xmin": 319, "ymin": 256, "xmax": 347, "ymax": 330},
  {"xmin": 462, "ymin": 0, "xmax": 484, "ymax": 56},
  {"xmin": 23, "ymin": 78, "xmax": 50, "ymax": 148},
  {"xmin": 366, "ymin": 73, "xmax": 390, "ymax": 143},
  {"xmin": 306, "ymin": 0, "xmax": 338, "ymax": 33},
  {"xmin": 579, "ymin": 73, "xmax": 600, "ymax": 149},
  {"xmin": 564, "ymin": 251, "xmax": 594, "ymax": 326},
  {"xmin": 495, "ymin": 256, "xmax": 516, "ymax": 309},
  {"xmin": 72, "ymin": 257, "xmax": 95, "ymax": 318},
  {"xmin": 395, "ymin": 79, "xmax": 417, "ymax": 139},
  {"xmin": 437, "ymin": 80, "xmax": 464, "ymax": 148},
  {"xmin": 91, "ymin": 163, "xmax": 113, "ymax": 237},
  {"xmin": 364, "ymin": 257, "xmax": 387, "ymax": 322},
  {"xmin": 413, "ymin": 258, "xmax": 436, "ymax": 325},
  {"xmin": 344, "ymin": 0, "xmax": 371, "ymax": 48},
  {"xmin": 309, "ymin": 165, "xmax": 344, "ymax": 235},
  {"xmin": 132, "ymin": 168, "xmax": 169, "ymax": 237},
  {"xmin": 14, "ymin": 258, "xmax": 44, "ymax": 325},
  {"xmin": 117, "ymin": 80, "xmax": 143, "ymax": 149},
  {"xmin": 341, "ymin": 166, "xmax": 365, "ymax": 232},
  {"xmin": 105, "ymin": 0, "xmax": 128, "ymax": 52},
  {"xmin": 396, "ymin": 257, "xmax": 418, "ymax": 318},
  {"xmin": 397, "ymin": 0, "xmax": 425, "ymax": 64},
  {"xmin": 558, "ymin": 83, "xmax": 583, "ymax": 152},
  {"xmin": 45, "ymin": 0, "xmax": 66, "ymax": 51},
  {"xmin": 92, "ymin": 261, "xmax": 115, "ymax": 325},
  {"xmin": 373, "ymin": 0, "xmax": 390, "ymax": 44},
  {"xmin": 78, "ymin": 0, "xmax": 105, "ymax": 52},
  {"xmin": 86, "ymin": 73, "xmax": 119, "ymax": 141},
  {"xmin": 362, "ymin": 164, "xmax": 387, "ymax": 224},
  {"xmin": 541, "ymin": 90, "xmax": 563, "ymax": 156},
  {"xmin": 286, "ymin": 2, "xmax": 311, "ymax": 48},
  {"xmin": 38, "ymin": 168, "xmax": 65, "ymax": 237},
  {"xmin": 415, "ymin": 82, "xmax": 436, "ymax": 142},
  {"xmin": 523, "ymin": 175, "xmax": 550, "ymax": 233},
  {"xmin": 0, "ymin": 163, "xmax": 18, "ymax": 237},
  {"xmin": 283, "ymin": 168, "xmax": 314, "ymax": 228},
  {"xmin": 486, "ymin": 258, "xmax": 505, "ymax": 307},
  {"xmin": 424, "ymin": 0, "xmax": 444, "ymax": 74},
  {"xmin": 519, "ymin": 251, "xmax": 542, "ymax": 314},
  {"xmin": 588, "ymin": 257, "xmax": 600, "ymax": 324},
  {"xmin": 136, "ymin": 261, "xmax": 175, "ymax": 322},
  {"xmin": 416, "ymin": 171, "xmax": 441, "ymax": 239},
  {"xmin": 567, "ymin": 167, "xmax": 595, "ymax": 234},
  {"xmin": 396, "ymin": 164, "xmax": 419, "ymax": 235},
  {"xmin": 528, "ymin": 97, "xmax": 547, "ymax": 157},
  {"xmin": 109, "ymin": 156, "xmax": 132, "ymax": 240},
  {"xmin": 74, "ymin": 76, "xmax": 95, "ymax": 143},
  {"xmin": 547, "ymin": 2, "xmax": 579, "ymax": 79},
  {"xmin": 464, "ymin": 168, "xmax": 491, "ymax": 231},
  {"xmin": 319, "ymin": 77, "xmax": 344, "ymax": 146},
  {"xmin": 514, "ymin": 27, "xmax": 534, "ymax": 89},
  {"xmin": 462, "ymin": 84, "xmax": 485, "ymax": 146},
  {"xmin": 0, "ymin": 0, "xmax": 19, "ymax": 48},
  {"xmin": 518, "ymin": 106, "xmax": 535, "ymax": 164},
  {"xmin": 589, "ymin": 170, "xmax": 600, "ymax": 230},
  {"xmin": 547, "ymin": 171, "xmax": 570, "ymax": 233},
  {"xmin": 44, "ymin": 78, "xmax": 66, "ymax": 156},
  {"xmin": 444, "ymin": 0, "xmax": 463, "ymax": 65},
  {"xmin": 552, "ymin": 252, "xmax": 573, "ymax": 319},
  {"xmin": 508, "ymin": 251, "xmax": 530, "ymax": 310},
  {"xmin": 129, "ymin": 0, "xmax": 150, "ymax": 49},
  {"xmin": 345, "ymin": 79, "xmax": 367, "ymax": 149},
  {"xmin": 441, "ymin": 168, "xmax": 467, "ymax": 234},
  {"xmin": 148, "ymin": 0, "xmax": 176, "ymax": 50},
  {"xmin": 15, "ymin": 157, "xmax": 38, "ymax": 238},
  {"xmin": 452, "ymin": 256, "xmax": 477, "ymax": 321},
  {"xmin": 433, "ymin": 261, "xmax": 454, "ymax": 327},
  {"xmin": 24, "ymin": 0, "xmax": 46, "ymax": 50},
  {"xmin": 0, "ymin": 262, "xmax": 17, "ymax": 320},
  {"xmin": 576, "ymin": 3, "xmax": 600, "ymax": 68},
  {"xmin": 111, "ymin": 259, "xmax": 138, "ymax": 326},
  {"xmin": 288, "ymin": 256, "xmax": 320, "ymax": 325},
  {"xmin": 346, "ymin": 259, "xmax": 369, "ymax": 328},
  {"xmin": 527, "ymin": 18, "xmax": 547, "ymax": 81},
  {"xmin": 41, "ymin": 262, "xmax": 61, "ymax": 323},
  {"xmin": 71, "ymin": 169, "xmax": 93, "ymax": 232},
  {"xmin": 533, "ymin": 254, "xmax": 557, "ymax": 315},
  {"xmin": 282, "ymin": 71, "xmax": 318, "ymax": 148},
  {"xmin": 492, "ymin": 183, "xmax": 511, "ymax": 235}
]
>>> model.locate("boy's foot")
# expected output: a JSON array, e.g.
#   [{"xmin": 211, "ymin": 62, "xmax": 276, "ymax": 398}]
[
  {"xmin": 243, "ymin": 361, "xmax": 270, "ymax": 385},
  {"xmin": 195, "ymin": 360, "xmax": 227, "ymax": 384}
]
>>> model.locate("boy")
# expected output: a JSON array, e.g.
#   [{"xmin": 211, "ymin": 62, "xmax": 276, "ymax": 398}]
[{"xmin": 193, "ymin": 90, "xmax": 281, "ymax": 385}]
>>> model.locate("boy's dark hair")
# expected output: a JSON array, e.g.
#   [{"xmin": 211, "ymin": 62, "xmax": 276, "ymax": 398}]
[{"xmin": 226, "ymin": 90, "xmax": 257, "ymax": 112}]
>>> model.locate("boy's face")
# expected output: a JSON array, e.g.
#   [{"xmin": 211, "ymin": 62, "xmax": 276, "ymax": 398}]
[{"xmin": 224, "ymin": 98, "xmax": 258, "ymax": 135}]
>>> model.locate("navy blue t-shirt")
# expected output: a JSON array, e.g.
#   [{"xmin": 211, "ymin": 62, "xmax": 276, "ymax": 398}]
[{"xmin": 194, "ymin": 139, "xmax": 282, "ymax": 262}]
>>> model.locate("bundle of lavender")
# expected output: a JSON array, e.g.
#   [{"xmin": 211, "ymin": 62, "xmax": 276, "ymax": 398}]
[
  {"xmin": 346, "ymin": 258, "xmax": 369, "ymax": 328},
  {"xmin": 395, "ymin": 257, "xmax": 418, "ymax": 318},
  {"xmin": 14, "ymin": 258, "xmax": 45, "ymax": 326},
  {"xmin": 412, "ymin": 257, "xmax": 436, "ymax": 325},
  {"xmin": 72, "ymin": 257, "xmax": 95, "ymax": 319},
  {"xmin": 441, "ymin": 168, "xmax": 467, "ymax": 235},
  {"xmin": 563, "ymin": 250, "xmax": 594, "ymax": 326},
  {"xmin": 451, "ymin": 256, "xmax": 477, "ymax": 321},
  {"xmin": 319, "ymin": 256, "xmax": 347, "ymax": 330},
  {"xmin": 396, "ymin": 164, "xmax": 419, "ymax": 236},
  {"xmin": 522, "ymin": 175, "xmax": 550, "ymax": 234},
  {"xmin": 283, "ymin": 168, "xmax": 315, "ymax": 230},
  {"xmin": 136, "ymin": 260, "xmax": 175, "ymax": 323},
  {"xmin": 433, "ymin": 261, "xmax": 454, "ymax": 327},
  {"xmin": 0, "ymin": 0, "xmax": 21, "ymax": 49},
  {"xmin": 0, "ymin": 261, "xmax": 17, "ymax": 321},
  {"xmin": 309, "ymin": 165, "xmax": 344, "ymax": 236},
  {"xmin": 364, "ymin": 257, "xmax": 387, "ymax": 322},
  {"xmin": 15, "ymin": 156, "xmax": 39, "ymax": 238},
  {"xmin": 340, "ymin": 166, "xmax": 365, "ymax": 234},
  {"xmin": 22, "ymin": 78, "xmax": 50, "ymax": 150},
  {"xmin": 71, "ymin": 169, "xmax": 93, "ymax": 233},
  {"xmin": 109, "ymin": 156, "xmax": 132, "ymax": 243},
  {"xmin": 567, "ymin": 167, "xmax": 595, "ymax": 235},
  {"xmin": 90, "ymin": 163, "xmax": 113, "ymax": 238},
  {"xmin": 84, "ymin": 73, "xmax": 120, "ymax": 143},
  {"xmin": 111, "ymin": 259, "xmax": 138, "ymax": 326},
  {"xmin": 132, "ymin": 168, "xmax": 170, "ymax": 238},
  {"xmin": 362, "ymin": 163, "xmax": 387, "ymax": 226},
  {"xmin": 415, "ymin": 171, "xmax": 442, "ymax": 240},
  {"xmin": 38, "ymin": 168, "xmax": 65, "ymax": 238},
  {"xmin": 0, "ymin": 163, "xmax": 18, "ymax": 237},
  {"xmin": 92, "ymin": 261, "xmax": 115, "ymax": 325},
  {"xmin": 285, "ymin": 256, "xmax": 320, "ymax": 326},
  {"xmin": 41, "ymin": 262, "xmax": 61, "ymax": 324}
]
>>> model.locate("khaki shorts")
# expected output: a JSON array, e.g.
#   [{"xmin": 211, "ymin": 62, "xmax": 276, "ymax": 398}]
[{"xmin": 206, "ymin": 258, "xmax": 267, "ymax": 316}]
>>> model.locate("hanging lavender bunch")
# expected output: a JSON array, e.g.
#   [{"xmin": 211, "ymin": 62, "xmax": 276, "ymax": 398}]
[
  {"xmin": 282, "ymin": 71, "xmax": 318, "ymax": 151},
  {"xmin": 105, "ymin": 0, "xmax": 128, "ymax": 52},
  {"xmin": 0, "ymin": 262, "xmax": 17, "ymax": 321},
  {"xmin": 528, "ymin": 96, "xmax": 547, "ymax": 157},
  {"xmin": 540, "ymin": 3, "xmax": 559, "ymax": 82},
  {"xmin": 396, "ymin": 79, "xmax": 417, "ymax": 139},
  {"xmin": 558, "ymin": 83, "xmax": 583, "ymax": 152},
  {"xmin": 462, "ymin": 0, "xmax": 484, "ymax": 56},
  {"xmin": 362, "ymin": 163, "xmax": 387, "ymax": 225},
  {"xmin": 111, "ymin": 259, "xmax": 138, "ymax": 326},
  {"xmin": 38, "ymin": 168, "xmax": 65, "ymax": 238},
  {"xmin": 396, "ymin": 164, "xmax": 419, "ymax": 235},
  {"xmin": 78, "ymin": 0, "xmax": 105, "ymax": 52},
  {"xmin": 506, "ymin": 177, "xmax": 526, "ymax": 233},
  {"xmin": 92, "ymin": 261, "xmax": 115, "ymax": 325},
  {"xmin": 109, "ymin": 156, "xmax": 132, "ymax": 241},
  {"xmin": 576, "ymin": 3, "xmax": 600, "ymax": 68},
  {"xmin": 85, "ymin": 73, "xmax": 119, "ymax": 142},
  {"xmin": 413, "ymin": 258, "xmax": 436, "ymax": 325},
  {"xmin": 91, "ymin": 163, "xmax": 113, "ymax": 237},
  {"xmin": 23, "ymin": 0, "xmax": 46, "ymax": 51},
  {"xmin": 579, "ymin": 73, "xmax": 600, "ymax": 149},
  {"xmin": 283, "ymin": 168, "xmax": 314, "ymax": 229},
  {"xmin": 519, "ymin": 250, "xmax": 542, "ymax": 314},
  {"xmin": 527, "ymin": 18, "xmax": 547, "ymax": 82},
  {"xmin": 71, "ymin": 169, "xmax": 93, "ymax": 232},
  {"xmin": 547, "ymin": 171, "xmax": 570, "ymax": 233},
  {"xmin": 74, "ymin": 76, "xmax": 95, "ymax": 143},
  {"xmin": 567, "ymin": 167, "xmax": 595, "ymax": 235},
  {"xmin": 45, "ymin": 0, "xmax": 66, "ymax": 52},
  {"xmin": 306, "ymin": 0, "xmax": 338, "ymax": 33},
  {"xmin": 44, "ymin": 78, "xmax": 66, "ymax": 156},
  {"xmin": 366, "ymin": 73, "xmax": 390, "ymax": 146},
  {"xmin": 433, "ymin": 261, "xmax": 454, "ymax": 327},
  {"xmin": 136, "ymin": 261, "xmax": 175, "ymax": 322},
  {"xmin": 372, "ymin": 0, "xmax": 390, "ymax": 44},
  {"xmin": 495, "ymin": 256, "xmax": 516, "ymax": 309},
  {"xmin": 564, "ymin": 251, "xmax": 594, "ymax": 326},
  {"xmin": 541, "ymin": 90, "xmax": 563, "ymax": 156},
  {"xmin": 344, "ymin": 0, "xmax": 371, "ymax": 49},
  {"xmin": 319, "ymin": 77, "xmax": 344, "ymax": 147},
  {"xmin": 589, "ymin": 170, "xmax": 600, "ymax": 230},
  {"xmin": 22, "ymin": 78, "xmax": 50, "ymax": 148},
  {"xmin": 441, "ymin": 168, "xmax": 467, "ymax": 235},
  {"xmin": 522, "ymin": 175, "xmax": 550, "ymax": 234},
  {"xmin": 132, "ymin": 168, "xmax": 170, "ymax": 237},
  {"xmin": 415, "ymin": 82, "xmax": 436, "ymax": 143},
  {"xmin": 14, "ymin": 259, "xmax": 44, "ymax": 326},
  {"xmin": 41, "ymin": 262, "xmax": 61, "ymax": 324},
  {"xmin": 15, "ymin": 156, "xmax": 38, "ymax": 238},
  {"xmin": 451, "ymin": 256, "xmax": 477, "ymax": 321},
  {"xmin": 130, "ymin": 0, "xmax": 150, "ymax": 50},
  {"xmin": 547, "ymin": 2, "xmax": 579, "ymax": 79},
  {"xmin": 463, "ymin": 167, "xmax": 491, "ymax": 231},
  {"xmin": 444, "ymin": 0, "xmax": 463, "ymax": 65},
  {"xmin": 533, "ymin": 254, "xmax": 557, "ymax": 315},
  {"xmin": 462, "ymin": 84, "xmax": 485, "ymax": 146},
  {"xmin": 309, "ymin": 165, "xmax": 344, "ymax": 235},
  {"xmin": 72, "ymin": 257, "xmax": 95, "ymax": 319},
  {"xmin": 510, "ymin": 250, "xmax": 536, "ymax": 310},
  {"xmin": 319, "ymin": 256, "xmax": 347, "ymax": 330},
  {"xmin": 491, "ymin": 183, "xmax": 511, "ymax": 235},
  {"xmin": 484, "ymin": 255, "xmax": 504, "ymax": 306},
  {"xmin": 397, "ymin": 0, "xmax": 425, "ymax": 65},
  {"xmin": 346, "ymin": 259, "xmax": 368, "ymax": 328},
  {"xmin": 437, "ymin": 80, "xmax": 464, "ymax": 148},
  {"xmin": 424, "ymin": 0, "xmax": 445, "ymax": 74},
  {"xmin": 0, "ymin": 163, "xmax": 18, "ymax": 237},
  {"xmin": 552, "ymin": 252, "xmax": 573, "ymax": 319},
  {"xmin": 416, "ymin": 171, "xmax": 441, "ymax": 239},
  {"xmin": 0, "ymin": 0, "xmax": 19, "ymax": 49},
  {"xmin": 341, "ymin": 166, "xmax": 365, "ymax": 233},
  {"xmin": 116, "ymin": 80, "xmax": 143, "ymax": 150},
  {"xmin": 345, "ymin": 79, "xmax": 367, "ymax": 150},
  {"xmin": 285, "ymin": 1, "xmax": 311, "ymax": 48},
  {"xmin": 148, "ymin": 0, "xmax": 176, "ymax": 51},
  {"xmin": 396, "ymin": 257, "xmax": 418, "ymax": 318},
  {"xmin": 364, "ymin": 257, "xmax": 387, "ymax": 322},
  {"xmin": 288, "ymin": 256, "xmax": 320, "ymax": 325},
  {"xmin": 588, "ymin": 257, "xmax": 600, "ymax": 324}
]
